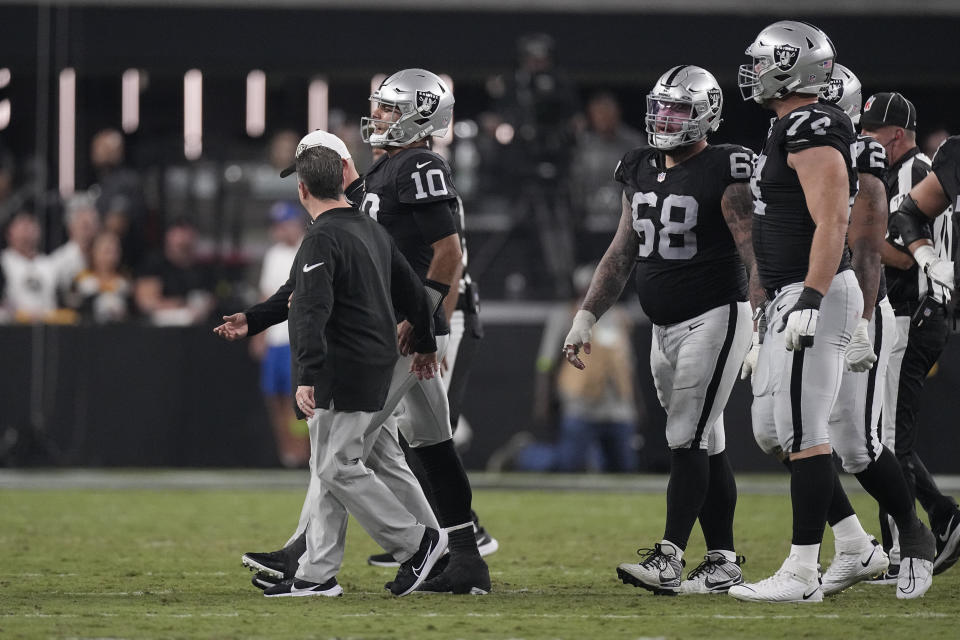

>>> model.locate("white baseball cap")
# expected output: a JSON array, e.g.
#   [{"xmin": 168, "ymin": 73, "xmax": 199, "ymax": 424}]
[{"xmin": 279, "ymin": 130, "xmax": 352, "ymax": 178}]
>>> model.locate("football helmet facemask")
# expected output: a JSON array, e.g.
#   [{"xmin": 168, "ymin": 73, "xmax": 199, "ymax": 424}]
[
  {"xmin": 819, "ymin": 63, "xmax": 862, "ymax": 124},
  {"xmin": 738, "ymin": 20, "xmax": 836, "ymax": 103},
  {"xmin": 361, "ymin": 69, "xmax": 454, "ymax": 148},
  {"xmin": 645, "ymin": 65, "xmax": 723, "ymax": 151}
]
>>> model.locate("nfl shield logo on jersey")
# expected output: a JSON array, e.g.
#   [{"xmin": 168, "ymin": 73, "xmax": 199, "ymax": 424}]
[
  {"xmin": 773, "ymin": 44, "xmax": 800, "ymax": 71},
  {"xmin": 416, "ymin": 91, "xmax": 440, "ymax": 116},
  {"xmin": 657, "ymin": 172, "xmax": 666, "ymax": 182}
]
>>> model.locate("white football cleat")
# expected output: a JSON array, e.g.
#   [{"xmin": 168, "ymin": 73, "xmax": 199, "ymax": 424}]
[
  {"xmin": 679, "ymin": 552, "xmax": 745, "ymax": 594},
  {"xmin": 896, "ymin": 557, "xmax": 933, "ymax": 600},
  {"xmin": 728, "ymin": 556, "xmax": 822, "ymax": 603},
  {"xmin": 821, "ymin": 537, "xmax": 889, "ymax": 596},
  {"xmin": 617, "ymin": 543, "xmax": 685, "ymax": 595}
]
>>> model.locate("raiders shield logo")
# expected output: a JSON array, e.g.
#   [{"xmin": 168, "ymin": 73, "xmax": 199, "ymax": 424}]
[
  {"xmin": 707, "ymin": 88, "xmax": 722, "ymax": 111},
  {"xmin": 824, "ymin": 78, "xmax": 844, "ymax": 103},
  {"xmin": 773, "ymin": 44, "xmax": 800, "ymax": 71},
  {"xmin": 416, "ymin": 90, "xmax": 440, "ymax": 116}
]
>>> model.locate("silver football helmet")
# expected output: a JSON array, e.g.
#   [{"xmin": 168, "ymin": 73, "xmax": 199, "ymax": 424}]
[
  {"xmin": 361, "ymin": 69, "xmax": 454, "ymax": 148},
  {"xmin": 738, "ymin": 20, "xmax": 836, "ymax": 103},
  {"xmin": 645, "ymin": 65, "xmax": 723, "ymax": 151},
  {"xmin": 819, "ymin": 64, "xmax": 862, "ymax": 124}
]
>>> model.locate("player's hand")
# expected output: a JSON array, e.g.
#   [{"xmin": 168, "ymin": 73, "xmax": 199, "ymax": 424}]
[
  {"xmin": 914, "ymin": 244, "xmax": 955, "ymax": 290},
  {"xmin": 845, "ymin": 318, "xmax": 877, "ymax": 372},
  {"xmin": 296, "ymin": 385, "xmax": 316, "ymax": 418},
  {"xmin": 740, "ymin": 331, "xmax": 761, "ymax": 381},
  {"xmin": 440, "ymin": 355, "xmax": 449, "ymax": 376},
  {"xmin": 213, "ymin": 313, "xmax": 248, "ymax": 340},
  {"xmin": 777, "ymin": 287, "xmax": 822, "ymax": 351},
  {"xmin": 397, "ymin": 320, "xmax": 415, "ymax": 356},
  {"xmin": 411, "ymin": 351, "xmax": 439, "ymax": 380},
  {"xmin": 562, "ymin": 309, "xmax": 597, "ymax": 370}
]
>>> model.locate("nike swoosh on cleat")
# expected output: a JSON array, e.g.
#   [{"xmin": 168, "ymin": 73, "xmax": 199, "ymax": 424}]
[
  {"xmin": 802, "ymin": 588, "xmax": 818, "ymax": 600},
  {"xmin": 412, "ymin": 540, "xmax": 435, "ymax": 578},
  {"xmin": 776, "ymin": 304, "xmax": 786, "ymax": 312},
  {"xmin": 303, "ymin": 262, "xmax": 325, "ymax": 272},
  {"xmin": 938, "ymin": 516, "xmax": 956, "ymax": 542},
  {"xmin": 860, "ymin": 548, "xmax": 877, "ymax": 567},
  {"xmin": 416, "ymin": 161, "xmax": 433, "ymax": 169},
  {"xmin": 704, "ymin": 577, "xmax": 738, "ymax": 589}
]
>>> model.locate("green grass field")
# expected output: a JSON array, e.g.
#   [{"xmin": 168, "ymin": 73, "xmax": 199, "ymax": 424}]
[{"xmin": 1, "ymin": 475, "xmax": 958, "ymax": 639}]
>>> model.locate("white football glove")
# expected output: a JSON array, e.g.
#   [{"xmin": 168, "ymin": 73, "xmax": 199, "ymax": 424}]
[
  {"xmin": 778, "ymin": 287, "xmax": 822, "ymax": 351},
  {"xmin": 844, "ymin": 317, "xmax": 877, "ymax": 372},
  {"xmin": 914, "ymin": 244, "xmax": 955, "ymax": 290},
  {"xmin": 562, "ymin": 309, "xmax": 597, "ymax": 370},
  {"xmin": 740, "ymin": 330, "xmax": 761, "ymax": 381}
]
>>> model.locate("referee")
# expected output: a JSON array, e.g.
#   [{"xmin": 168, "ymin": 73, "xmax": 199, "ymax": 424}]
[{"xmin": 861, "ymin": 93, "xmax": 960, "ymax": 580}]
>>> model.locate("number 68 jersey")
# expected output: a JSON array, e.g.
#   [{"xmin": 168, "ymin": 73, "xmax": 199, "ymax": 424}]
[{"xmin": 614, "ymin": 144, "xmax": 754, "ymax": 325}]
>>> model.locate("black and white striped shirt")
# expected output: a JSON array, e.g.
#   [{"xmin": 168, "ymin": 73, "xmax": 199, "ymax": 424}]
[{"xmin": 884, "ymin": 147, "xmax": 954, "ymax": 312}]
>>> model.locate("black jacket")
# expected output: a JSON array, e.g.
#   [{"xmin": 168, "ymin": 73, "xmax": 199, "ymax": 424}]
[{"xmin": 246, "ymin": 206, "xmax": 435, "ymax": 413}]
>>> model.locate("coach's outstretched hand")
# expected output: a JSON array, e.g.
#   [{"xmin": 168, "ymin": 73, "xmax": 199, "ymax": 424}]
[
  {"xmin": 411, "ymin": 351, "xmax": 439, "ymax": 380},
  {"xmin": 213, "ymin": 313, "xmax": 249, "ymax": 341}
]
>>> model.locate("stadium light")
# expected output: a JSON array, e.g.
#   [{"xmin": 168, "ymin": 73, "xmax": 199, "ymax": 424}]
[
  {"xmin": 184, "ymin": 69, "xmax": 203, "ymax": 160},
  {"xmin": 122, "ymin": 69, "xmax": 140, "ymax": 133},
  {"xmin": 0, "ymin": 100, "xmax": 9, "ymax": 131},
  {"xmin": 308, "ymin": 77, "xmax": 328, "ymax": 133},
  {"xmin": 246, "ymin": 70, "xmax": 266, "ymax": 137},
  {"xmin": 58, "ymin": 68, "xmax": 76, "ymax": 197},
  {"xmin": 0, "ymin": 68, "xmax": 10, "ymax": 89}
]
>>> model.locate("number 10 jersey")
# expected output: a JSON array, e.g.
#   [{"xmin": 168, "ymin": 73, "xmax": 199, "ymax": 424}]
[{"xmin": 614, "ymin": 144, "xmax": 753, "ymax": 325}]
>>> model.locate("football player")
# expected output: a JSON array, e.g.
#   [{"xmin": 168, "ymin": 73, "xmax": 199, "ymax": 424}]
[
  {"xmin": 749, "ymin": 64, "xmax": 936, "ymax": 599},
  {"xmin": 883, "ymin": 133, "xmax": 960, "ymax": 575},
  {"xmin": 563, "ymin": 65, "xmax": 759, "ymax": 595},
  {"xmin": 860, "ymin": 92, "xmax": 960, "ymax": 581},
  {"xmin": 727, "ymin": 21, "xmax": 864, "ymax": 604}
]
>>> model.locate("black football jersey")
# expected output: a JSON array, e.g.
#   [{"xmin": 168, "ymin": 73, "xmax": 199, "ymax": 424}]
[
  {"xmin": 933, "ymin": 135, "xmax": 960, "ymax": 212},
  {"xmin": 614, "ymin": 144, "xmax": 752, "ymax": 325},
  {"xmin": 359, "ymin": 147, "xmax": 461, "ymax": 334},
  {"xmin": 750, "ymin": 101, "xmax": 857, "ymax": 291},
  {"xmin": 855, "ymin": 134, "xmax": 889, "ymax": 305}
]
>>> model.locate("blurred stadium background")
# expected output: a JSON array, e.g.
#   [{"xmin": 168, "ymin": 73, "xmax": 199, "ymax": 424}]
[{"xmin": 1, "ymin": 0, "xmax": 959, "ymax": 475}]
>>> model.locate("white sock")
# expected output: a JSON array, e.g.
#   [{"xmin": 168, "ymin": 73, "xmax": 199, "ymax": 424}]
[
  {"xmin": 831, "ymin": 514, "xmax": 869, "ymax": 546},
  {"xmin": 789, "ymin": 543, "xmax": 820, "ymax": 568},
  {"xmin": 710, "ymin": 549, "xmax": 738, "ymax": 563},
  {"xmin": 660, "ymin": 539, "xmax": 684, "ymax": 561}
]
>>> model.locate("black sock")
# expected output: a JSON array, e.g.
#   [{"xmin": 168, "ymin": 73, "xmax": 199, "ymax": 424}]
[
  {"xmin": 663, "ymin": 448, "xmax": 709, "ymax": 551},
  {"xmin": 448, "ymin": 526, "xmax": 478, "ymax": 556},
  {"xmin": 790, "ymin": 454, "xmax": 834, "ymax": 546},
  {"xmin": 411, "ymin": 440, "xmax": 474, "ymax": 539},
  {"xmin": 698, "ymin": 451, "xmax": 737, "ymax": 552},
  {"xmin": 826, "ymin": 464, "xmax": 856, "ymax": 527},
  {"xmin": 856, "ymin": 447, "xmax": 918, "ymax": 534},
  {"xmin": 399, "ymin": 433, "xmax": 440, "ymax": 515}
]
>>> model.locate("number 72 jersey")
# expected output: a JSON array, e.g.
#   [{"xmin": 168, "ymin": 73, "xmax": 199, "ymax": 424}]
[{"xmin": 614, "ymin": 144, "xmax": 754, "ymax": 325}]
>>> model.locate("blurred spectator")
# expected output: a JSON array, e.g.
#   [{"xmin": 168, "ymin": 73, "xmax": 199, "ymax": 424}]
[
  {"xmin": 922, "ymin": 127, "xmax": 951, "ymax": 158},
  {"xmin": 493, "ymin": 33, "xmax": 581, "ymax": 297},
  {"xmin": 251, "ymin": 201, "xmax": 309, "ymax": 467},
  {"xmin": 1, "ymin": 211, "xmax": 59, "ymax": 322},
  {"xmin": 49, "ymin": 193, "xmax": 101, "ymax": 299},
  {"xmin": 490, "ymin": 266, "xmax": 640, "ymax": 472},
  {"xmin": 89, "ymin": 128, "xmax": 148, "ymax": 270},
  {"xmin": 134, "ymin": 218, "xmax": 214, "ymax": 325},
  {"xmin": 71, "ymin": 231, "xmax": 131, "ymax": 324},
  {"xmin": 570, "ymin": 92, "xmax": 646, "ymax": 232}
]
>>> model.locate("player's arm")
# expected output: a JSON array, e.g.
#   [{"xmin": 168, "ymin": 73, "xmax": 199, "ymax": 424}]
[
  {"xmin": 848, "ymin": 173, "xmax": 887, "ymax": 321},
  {"xmin": 581, "ymin": 193, "xmax": 639, "ymax": 319},
  {"xmin": 721, "ymin": 181, "xmax": 765, "ymax": 312},
  {"xmin": 413, "ymin": 199, "xmax": 462, "ymax": 318},
  {"xmin": 563, "ymin": 193, "xmax": 638, "ymax": 370},
  {"xmin": 789, "ymin": 145, "xmax": 850, "ymax": 295},
  {"xmin": 880, "ymin": 239, "xmax": 914, "ymax": 270},
  {"xmin": 890, "ymin": 173, "xmax": 954, "ymax": 288}
]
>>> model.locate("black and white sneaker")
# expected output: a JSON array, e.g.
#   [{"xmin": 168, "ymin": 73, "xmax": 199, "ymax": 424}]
[
  {"xmin": 263, "ymin": 577, "xmax": 343, "ymax": 598},
  {"xmin": 241, "ymin": 549, "xmax": 296, "ymax": 580},
  {"xmin": 933, "ymin": 511, "xmax": 960, "ymax": 575},
  {"xmin": 368, "ymin": 517, "xmax": 498, "ymax": 567},
  {"xmin": 679, "ymin": 552, "xmax": 745, "ymax": 594},
  {"xmin": 617, "ymin": 543, "xmax": 685, "ymax": 595},
  {"xmin": 389, "ymin": 527, "xmax": 448, "ymax": 597},
  {"xmin": 416, "ymin": 555, "xmax": 491, "ymax": 595},
  {"xmin": 251, "ymin": 572, "xmax": 279, "ymax": 591}
]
